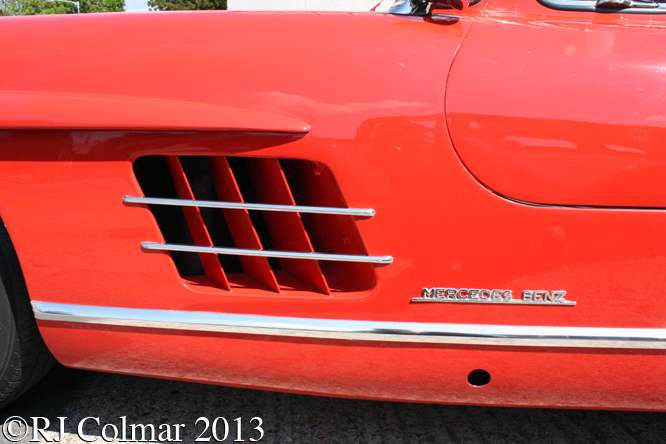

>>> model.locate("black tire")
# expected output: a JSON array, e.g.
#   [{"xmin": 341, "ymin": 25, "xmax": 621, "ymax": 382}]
[{"xmin": 0, "ymin": 222, "xmax": 55, "ymax": 409}]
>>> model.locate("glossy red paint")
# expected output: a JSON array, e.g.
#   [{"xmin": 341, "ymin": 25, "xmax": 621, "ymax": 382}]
[
  {"xmin": 0, "ymin": 91, "xmax": 310, "ymax": 132},
  {"xmin": 41, "ymin": 325, "xmax": 666, "ymax": 409},
  {"xmin": 447, "ymin": 0, "xmax": 666, "ymax": 208},
  {"xmin": 0, "ymin": 6, "xmax": 664, "ymax": 410}
]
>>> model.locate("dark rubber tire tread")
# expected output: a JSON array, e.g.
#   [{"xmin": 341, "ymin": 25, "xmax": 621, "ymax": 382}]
[{"xmin": 0, "ymin": 222, "xmax": 55, "ymax": 409}]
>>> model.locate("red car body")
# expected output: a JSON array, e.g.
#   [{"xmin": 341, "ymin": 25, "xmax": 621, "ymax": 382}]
[{"xmin": 1, "ymin": 0, "xmax": 665, "ymax": 410}]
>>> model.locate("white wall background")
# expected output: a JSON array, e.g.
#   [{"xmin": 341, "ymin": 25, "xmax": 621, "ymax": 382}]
[{"xmin": 228, "ymin": 0, "xmax": 394, "ymax": 11}]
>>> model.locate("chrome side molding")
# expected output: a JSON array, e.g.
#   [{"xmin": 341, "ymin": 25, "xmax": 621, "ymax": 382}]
[
  {"xmin": 123, "ymin": 196, "xmax": 375, "ymax": 217},
  {"xmin": 32, "ymin": 302, "xmax": 666, "ymax": 350},
  {"xmin": 141, "ymin": 242, "xmax": 394, "ymax": 264}
]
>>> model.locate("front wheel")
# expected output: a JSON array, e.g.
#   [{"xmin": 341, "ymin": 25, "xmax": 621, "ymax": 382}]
[{"xmin": 0, "ymin": 222, "xmax": 54, "ymax": 408}]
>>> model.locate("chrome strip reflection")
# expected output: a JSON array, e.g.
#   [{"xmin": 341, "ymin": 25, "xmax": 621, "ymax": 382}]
[
  {"xmin": 123, "ymin": 196, "xmax": 375, "ymax": 217},
  {"xmin": 32, "ymin": 301, "xmax": 666, "ymax": 349},
  {"xmin": 141, "ymin": 242, "xmax": 394, "ymax": 264}
]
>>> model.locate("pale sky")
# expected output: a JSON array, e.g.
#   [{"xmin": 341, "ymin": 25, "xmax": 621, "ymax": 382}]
[{"xmin": 125, "ymin": 0, "xmax": 150, "ymax": 11}]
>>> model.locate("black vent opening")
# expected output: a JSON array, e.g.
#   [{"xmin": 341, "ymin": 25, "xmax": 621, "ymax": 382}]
[
  {"xmin": 226, "ymin": 157, "xmax": 280, "ymax": 271},
  {"xmin": 180, "ymin": 156, "xmax": 243, "ymax": 274},
  {"xmin": 132, "ymin": 155, "xmax": 379, "ymax": 294},
  {"xmin": 132, "ymin": 156, "xmax": 204, "ymax": 277}
]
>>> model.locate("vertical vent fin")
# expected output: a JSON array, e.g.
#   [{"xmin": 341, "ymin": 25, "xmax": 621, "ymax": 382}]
[
  {"xmin": 165, "ymin": 156, "xmax": 230, "ymax": 291},
  {"xmin": 207, "ymin": 157, "xmax": 281, "ymax": 293},
  {"xmin": 244, "ymin": 158, "xmax": 331, "ymax": 295},
  {"xmin": 281, "ymin": 160, "xmax": 377, "ymax": 292}
]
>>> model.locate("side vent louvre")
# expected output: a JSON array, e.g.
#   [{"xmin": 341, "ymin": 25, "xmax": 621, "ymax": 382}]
[{"xmin": 129, "ymin": 156, "xmax": 391, "ymax": 294}]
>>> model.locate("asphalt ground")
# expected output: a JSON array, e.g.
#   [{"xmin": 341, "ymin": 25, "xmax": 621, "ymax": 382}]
[{"xmin": 0, "ymin": 364, "xmax": 664, "ymax": 444}]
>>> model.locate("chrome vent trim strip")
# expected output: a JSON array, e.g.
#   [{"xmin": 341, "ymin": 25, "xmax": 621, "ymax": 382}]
[
  {"xmin": 141, "ymin": 242, "xmax": 394, "ymax": 264},
  {"xmin": 32, "ymin": 302, "xmax": 666, "ymax": 349},
  {"xmin": 123, "ymin": 196, "xmax": 375, "ymax": 217}
]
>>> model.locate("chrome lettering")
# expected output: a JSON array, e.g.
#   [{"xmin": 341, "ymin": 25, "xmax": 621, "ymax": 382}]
[
  {"xmin": 413, "ymin": 288, "xmax": 574, "ymax": 306},
  {"xmin": 553, "ymin": 291, "xmax": 566, "ymax": 302}
]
